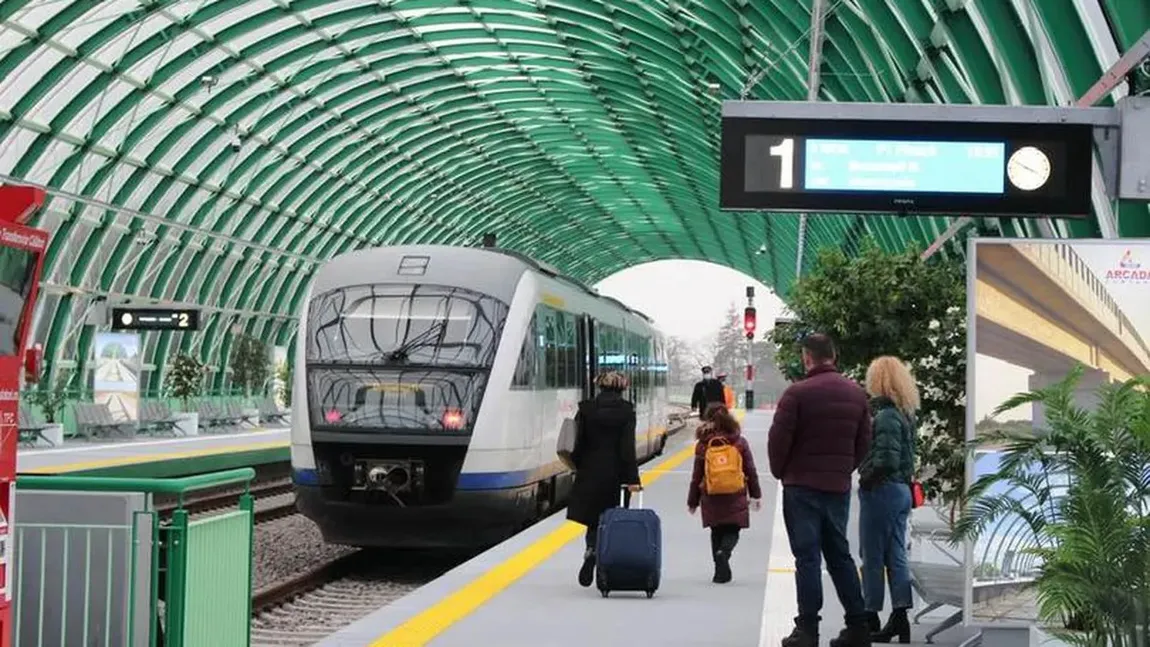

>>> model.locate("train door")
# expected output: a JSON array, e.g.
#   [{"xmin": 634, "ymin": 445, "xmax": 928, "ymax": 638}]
[{"xmin": 577, "ymin": 315, "xmax": 597, "ymax": 401}]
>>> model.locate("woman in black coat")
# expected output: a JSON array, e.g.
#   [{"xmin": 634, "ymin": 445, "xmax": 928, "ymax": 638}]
[{"xmin": 566, "ymin": 371, "xmax": 643, "ymax": 587}]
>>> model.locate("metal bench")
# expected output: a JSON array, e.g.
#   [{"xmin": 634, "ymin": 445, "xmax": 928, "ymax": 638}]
[
  {"xmin": 138, "ymin": 400, "xmax": 182, "ymax": 437},
  {"xmin": 194, "ymin": 401, "xmax": 239, "ymax": 434},
  {"xmin": 18, "ymin": 408, "xmax": 54, "ymax": 447},
  {"xmin": 72, "ymin": 402, "xmax": 134, "ymax": 440},
  {"xmin": 908, "ymin": 508, "xmax": 981, "ymax": 646},
  {"xmin": 223, "ymin": 400, "xmax": 258, "ymax": 428},
  {"xmin": 258, "ymin": 397, "xmax": 289, "ymax": 425}
]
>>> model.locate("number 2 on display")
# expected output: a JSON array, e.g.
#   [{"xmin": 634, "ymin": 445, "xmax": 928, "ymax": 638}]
[{"xmin": 769, "ymin": 137, "xmax": 795, "ymax": 190}]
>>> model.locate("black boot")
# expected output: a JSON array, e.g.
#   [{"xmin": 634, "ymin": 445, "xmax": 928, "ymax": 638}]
[
  {"xmin": 578, "ymin": 548, "xmax": 595, "ymax": 587},
  {"xmin": 781, "ymin": 625, "xmax": 818, "ymax": 647},
  {"xmin": 830, "ymin": 621, "xmax": 873, "ymax": 647},
  {"xmin": 872, "ymin": 608, "xmax": 910, "ymax": 644},
  {"xmin": 713, "ymin": 549, "xmax": 732, "ymax": 584},
  {"xmin": 865, "ymin": 612, "xmax": 881, "ymax": 633}
]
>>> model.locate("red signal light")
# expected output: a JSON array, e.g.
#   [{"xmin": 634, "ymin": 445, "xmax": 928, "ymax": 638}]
[
  {"xmin": 743, "ymin": 306, "xmax": 757, "ymax": 338},
  {"xmin": 442, "ymin": 408, "xmax": 466, "ymax": 430}
]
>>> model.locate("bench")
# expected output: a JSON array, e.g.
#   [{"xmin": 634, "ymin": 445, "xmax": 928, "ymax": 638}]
[
  {"xmin": 222, "ymin": 400, "xmax": 259, "ymax": 428},
  {"xmin": 258, "ymin": 397, "xmax": 289, "ymax": 425},
  {"xmin": 18, "ymin": 409, "xmax": 55, "ymax": 447},
  {"xmin": 138, "ymin": 401, "xmax": 182, "ymax": 437},
  {"xmin": 72, "ymin": 402, "xmax": 134, "ymax": 441},
  {"xmin": 194, "ymin": 401, "xmax": 241, "ymax": 434},
  {"xmin": 907, "ymin": 509, "xmax": 982, "ymax": 646}
]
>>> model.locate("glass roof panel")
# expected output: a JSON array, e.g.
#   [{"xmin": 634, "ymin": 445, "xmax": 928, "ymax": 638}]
[{"xmin": 2, "ymin": 0, "xmax": 1142, "ymax": 382}]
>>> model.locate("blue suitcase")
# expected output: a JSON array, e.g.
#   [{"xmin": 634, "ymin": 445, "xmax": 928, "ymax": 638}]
[{"xmin": 595, "ymin": 488, "xmax": 661, "ymax": 598}]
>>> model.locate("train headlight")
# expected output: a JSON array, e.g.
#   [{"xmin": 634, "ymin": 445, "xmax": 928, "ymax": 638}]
[{"xmin": 442, "ymin": 408, "xmax": 465, "ymax": 430}]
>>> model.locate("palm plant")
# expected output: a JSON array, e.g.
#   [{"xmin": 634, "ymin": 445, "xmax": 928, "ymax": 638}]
[{"xmin": 951, "ymin": 364, "xmax": 1150, "ymax": 647}]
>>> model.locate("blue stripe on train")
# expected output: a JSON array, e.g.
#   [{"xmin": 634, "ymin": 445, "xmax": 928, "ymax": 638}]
[{"xmin": 291, "ymin": 461, "xmax": 569, "ymax": 491}]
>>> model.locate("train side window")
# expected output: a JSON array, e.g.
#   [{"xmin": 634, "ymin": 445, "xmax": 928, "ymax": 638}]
[
  {"xmin": 562, "ymin": 311, "xmax": 578, "ymax": 388},
  {"xmin": 512, "ymin": 314, "xmax": 537, "ymax": 388},
  {"xmin": 542, "ymin": 308, "xmax": 558, "ymax": 388}
]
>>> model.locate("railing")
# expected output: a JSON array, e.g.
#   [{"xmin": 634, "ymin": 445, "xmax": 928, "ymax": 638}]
[{"xmin": 14, "ymin": 468, "xmax": 256, "ymax": 647}]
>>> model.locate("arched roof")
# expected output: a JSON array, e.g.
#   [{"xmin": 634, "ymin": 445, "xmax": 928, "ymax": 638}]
[{"xmin": 1, "ymin": 0, "xmax": 1146, "ymax": 392}]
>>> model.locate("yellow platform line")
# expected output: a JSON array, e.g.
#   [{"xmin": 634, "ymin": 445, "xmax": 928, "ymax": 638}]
[
  {"xmin": 371, "ymin": 410, "xmax": 743, "ymax": 646},
  {"xmin": 20, "ymin": 439, "xmax": 290, "ymax": 474}
]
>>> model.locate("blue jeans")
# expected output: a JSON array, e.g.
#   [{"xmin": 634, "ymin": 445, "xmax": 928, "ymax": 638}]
[
  {"xmin": 783, "ymin": 485, "xmax": 868, "ymax": 628},
  {"xmin": 859, "ymin": 481, "xmax": 913, "ymax": 611}
]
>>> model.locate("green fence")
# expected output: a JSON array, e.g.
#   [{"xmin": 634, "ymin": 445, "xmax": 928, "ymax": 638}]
[{"xmin": 14, "ymin": 469, "xmax": 256, "ymax": 647}]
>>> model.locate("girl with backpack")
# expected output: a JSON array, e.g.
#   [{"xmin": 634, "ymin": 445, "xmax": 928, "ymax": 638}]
[{"xmin": 687, "ymin": 403, "xmax": 763, "ymax": 583}]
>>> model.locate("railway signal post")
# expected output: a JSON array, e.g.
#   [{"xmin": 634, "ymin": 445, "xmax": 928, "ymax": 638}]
[{"xmin": 744, "ymin": 286, "xmax": 756, "ymax": 410}]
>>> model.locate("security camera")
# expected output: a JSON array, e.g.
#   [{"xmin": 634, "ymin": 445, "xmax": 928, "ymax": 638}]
[
  {"xmin": 200, "ymin": 75, "xmax": 217, "ymax": 89},
  {"xmin": 707, "ymin": 82, "xmax": 721, "ymax": 96},
  {"xmin": 229, "ymin": 135, "xmax": 242, "ymax": 152},
  {"xmin": 757, "ymin": 244, "xmax": 767, "ymax": 254}
]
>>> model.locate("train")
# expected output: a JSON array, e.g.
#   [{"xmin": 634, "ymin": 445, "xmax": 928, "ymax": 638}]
[{"xmin": 291, "ymin": 244, "xmax": 672, "ymax": 548}]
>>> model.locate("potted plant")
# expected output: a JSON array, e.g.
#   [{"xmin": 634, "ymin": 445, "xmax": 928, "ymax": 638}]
[
  {"xmin": 275, "ymin": 360, "xmax": 292, "ymax": 411},
  {"xmin": 25, "ymin": 373, "xmax": 69, "ymax": 447},
  {"xmin": 230, "ymin": 334, "xmax": 269, "ymax": 426},
  {"xmin": 951, "ymin": 364, "xmax": 1150, "ymax": 645},
  {"xmin": 164, "ymin": 353, "xmax": 204, "ymax": 436}
]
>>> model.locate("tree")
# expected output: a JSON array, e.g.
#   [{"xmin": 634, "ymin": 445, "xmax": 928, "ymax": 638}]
[
  {"xmin": 275, "ymin": 361, "xmax": 292, "ymax": 408},
  {"xmin": 664, "ymin": 335, "xmax": 697, "ymax": 387},
  {"xmin": 231, "ymin": 334, "xmax": 270, "ymax": 397},
  {"xmin": 767, "ymin": 238, "xmax": 966, "ymax": 507},
  {"xmin": 164, "ymin": 353, "xmax": 204, "ymax": 411}
]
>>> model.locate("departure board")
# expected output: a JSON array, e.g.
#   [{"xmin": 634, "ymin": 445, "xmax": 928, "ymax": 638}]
[
  {"xmin": 111, "ymin": 307, "xmax": 200, "ymax": 331},
  {"xmin": 720, "ymin": 109, "xmax": 1095, "ymax": 217}
]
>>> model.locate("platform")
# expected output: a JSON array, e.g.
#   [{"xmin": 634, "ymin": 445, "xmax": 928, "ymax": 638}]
[
  {"xmin": 317, "ymin": 411, "xmax": 977, "ymax": 647},
  {"xmin": 16, "ymin": 427, "xmax": 289, "ymax": 477}
]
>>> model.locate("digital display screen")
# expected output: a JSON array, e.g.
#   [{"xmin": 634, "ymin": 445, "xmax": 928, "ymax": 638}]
[
  {"xmin": 803, "ymin": 139, "xmax": 1005, "ymax": 194},
  {"xmin": 111, "ymin": 307, "xmax": 200, "ymax": 331},
  {"xmin": 721, "ymin": 115, "xmax": 1094, "ymax": 217}
]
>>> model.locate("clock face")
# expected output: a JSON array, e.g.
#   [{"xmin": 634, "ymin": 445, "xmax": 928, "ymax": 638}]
[{"xmin": 1006, "ymin": 146, "xmax": 1051, "ymax": 192}]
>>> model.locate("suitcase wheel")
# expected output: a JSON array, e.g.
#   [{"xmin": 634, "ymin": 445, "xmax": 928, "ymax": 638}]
[
  {"xmin": 600, "ymin": 589, "xmax": 609, "ymax": 598},
  {"xmin": 645, "ymin": 590, "xmax": 654, "ymax": 599}
]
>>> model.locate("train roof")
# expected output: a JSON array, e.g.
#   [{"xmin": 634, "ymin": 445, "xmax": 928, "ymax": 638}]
[{"xmin": 313, "ymin": 244, "xmax": 655, "ymax": 326}]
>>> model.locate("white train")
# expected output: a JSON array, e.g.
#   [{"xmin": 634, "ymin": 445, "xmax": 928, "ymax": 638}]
[{"xmin": 291, "ymin": 245, "xmax": 671, "ymax": 548}]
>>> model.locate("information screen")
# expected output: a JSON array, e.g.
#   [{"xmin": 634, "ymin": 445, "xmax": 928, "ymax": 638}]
[
  {"xmin": 111, "ymin": 307, "xmax": 200, "ymax": 331},
  {"xmin": 721, "ymin": 115, "xmax": 1094, "ymax": 217}
]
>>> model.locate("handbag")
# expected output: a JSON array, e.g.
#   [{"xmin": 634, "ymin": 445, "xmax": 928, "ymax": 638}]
[
  {"xmin": 557, "ymin": 417, "xmax": 578, "ymax": 469},
  {"xmin": 910, "ymin": 481, "xmax": 925, "ymax": 508}
]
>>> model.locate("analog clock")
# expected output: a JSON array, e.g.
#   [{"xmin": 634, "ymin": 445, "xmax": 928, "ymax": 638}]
[{"xmin": 1006, "ymin": 146, "xmax": 1051, "ymax": 192}]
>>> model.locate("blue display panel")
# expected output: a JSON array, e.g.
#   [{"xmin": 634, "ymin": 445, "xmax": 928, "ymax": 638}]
[{"xmin": 803, "ymin": 139, "xmax": 1006, "ymax": 194}]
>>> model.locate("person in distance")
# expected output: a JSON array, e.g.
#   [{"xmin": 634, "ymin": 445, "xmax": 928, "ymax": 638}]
[
  {"xmin": 565, "ymin": 370, "xmax": 643, "ymax": 589},
  {"xmin": 768, "ymin": 333, "xmax": 873, "ymax": 647},
  {"xmin": 687, "ymin": 403, "xmax": 762, "ymax": 584},
  {"xmin": 690, "ymin": 366, "xmax": 725, "ymax": 418},
  {"xmin": 858, "ymin": 356, "xmax": 919, "ymax": 643}
]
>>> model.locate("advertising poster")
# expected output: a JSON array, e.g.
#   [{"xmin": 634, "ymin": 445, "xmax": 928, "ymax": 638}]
[
  {"xmin": 966, "ymin": 239, "xmax": 1150, "ymax": 627},
  {"xmin": 93, "ymin": 332, "xmax": 141, "ymax": 421}
]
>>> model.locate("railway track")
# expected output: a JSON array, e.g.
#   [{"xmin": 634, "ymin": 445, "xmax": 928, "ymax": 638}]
[
  {"xmin": 250, "ymin": 550, "xmax": 465, "ymax": 647},
  {"xmin": 156, "ymin": 476, "xmax": 298, "ymax": 523}
]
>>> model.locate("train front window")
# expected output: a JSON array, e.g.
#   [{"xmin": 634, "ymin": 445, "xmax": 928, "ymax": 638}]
[
  {"xmin": 0, "ymin": 245, "xmax": 36, "ymax": 356},
  {"xmin": 307, "ymin": 284, "xmax": 509, "ymax": 368}
]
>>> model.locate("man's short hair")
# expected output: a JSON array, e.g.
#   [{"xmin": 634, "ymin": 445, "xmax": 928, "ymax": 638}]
[
  {"xmin": 801, "ymin": 333, "xmax": 836, "ymax": 363},
  {"xmin": 701, "ymin": 366, "xmax": 712, "ymax": 374}
]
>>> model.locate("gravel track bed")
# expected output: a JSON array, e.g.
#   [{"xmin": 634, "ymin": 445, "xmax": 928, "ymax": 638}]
[
  {"xmin": 254, "ymin": 514, "xmax": 357, "ymax": 591},
  {"xmin": 250, "ymin": 576, "xmax": 426, "ymax": 646}
]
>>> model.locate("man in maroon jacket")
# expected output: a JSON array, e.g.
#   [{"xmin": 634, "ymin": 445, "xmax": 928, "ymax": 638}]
[{"xmin": 768, "ymin": 333, "xmax": 873, "ymax": 647}]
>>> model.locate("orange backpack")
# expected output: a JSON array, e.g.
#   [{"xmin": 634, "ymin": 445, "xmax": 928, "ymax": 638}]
[{"xmin": 703, "ymin": 436, "xmax": 745, "ymax": 495}]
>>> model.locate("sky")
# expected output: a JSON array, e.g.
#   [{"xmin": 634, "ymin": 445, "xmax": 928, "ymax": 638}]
[
  {"xmin": 593, "ymin": 259, "xmax": 1033, "ymax": 422},
  {"xmin": 593, "ymin": 260, "xmax": 786, "ymax": 349}
]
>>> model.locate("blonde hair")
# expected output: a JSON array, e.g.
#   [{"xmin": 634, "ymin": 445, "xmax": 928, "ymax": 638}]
[
  {"xmin": 596, "ymin": 371, "xmax": 629, "ymax": 391},
  {"xmin": 865, "ymin": 356, "xmax": 920, "ymax": 415}
]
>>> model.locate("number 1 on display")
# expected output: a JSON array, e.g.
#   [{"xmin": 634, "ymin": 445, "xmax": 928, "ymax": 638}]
[{"xmin": 769, "ymin": 137, "xmax": 795, "ymax": 190}]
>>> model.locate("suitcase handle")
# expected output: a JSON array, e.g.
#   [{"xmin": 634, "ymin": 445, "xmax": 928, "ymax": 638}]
[{"xmin": 620, "ymin": 486, "xmax": 643, "ymax": 509}]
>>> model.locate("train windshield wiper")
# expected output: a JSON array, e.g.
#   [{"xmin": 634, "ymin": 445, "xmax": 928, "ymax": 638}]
[{"xmin": 382, "ymin": 320, "xmax": 447, "ymax": 364}]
